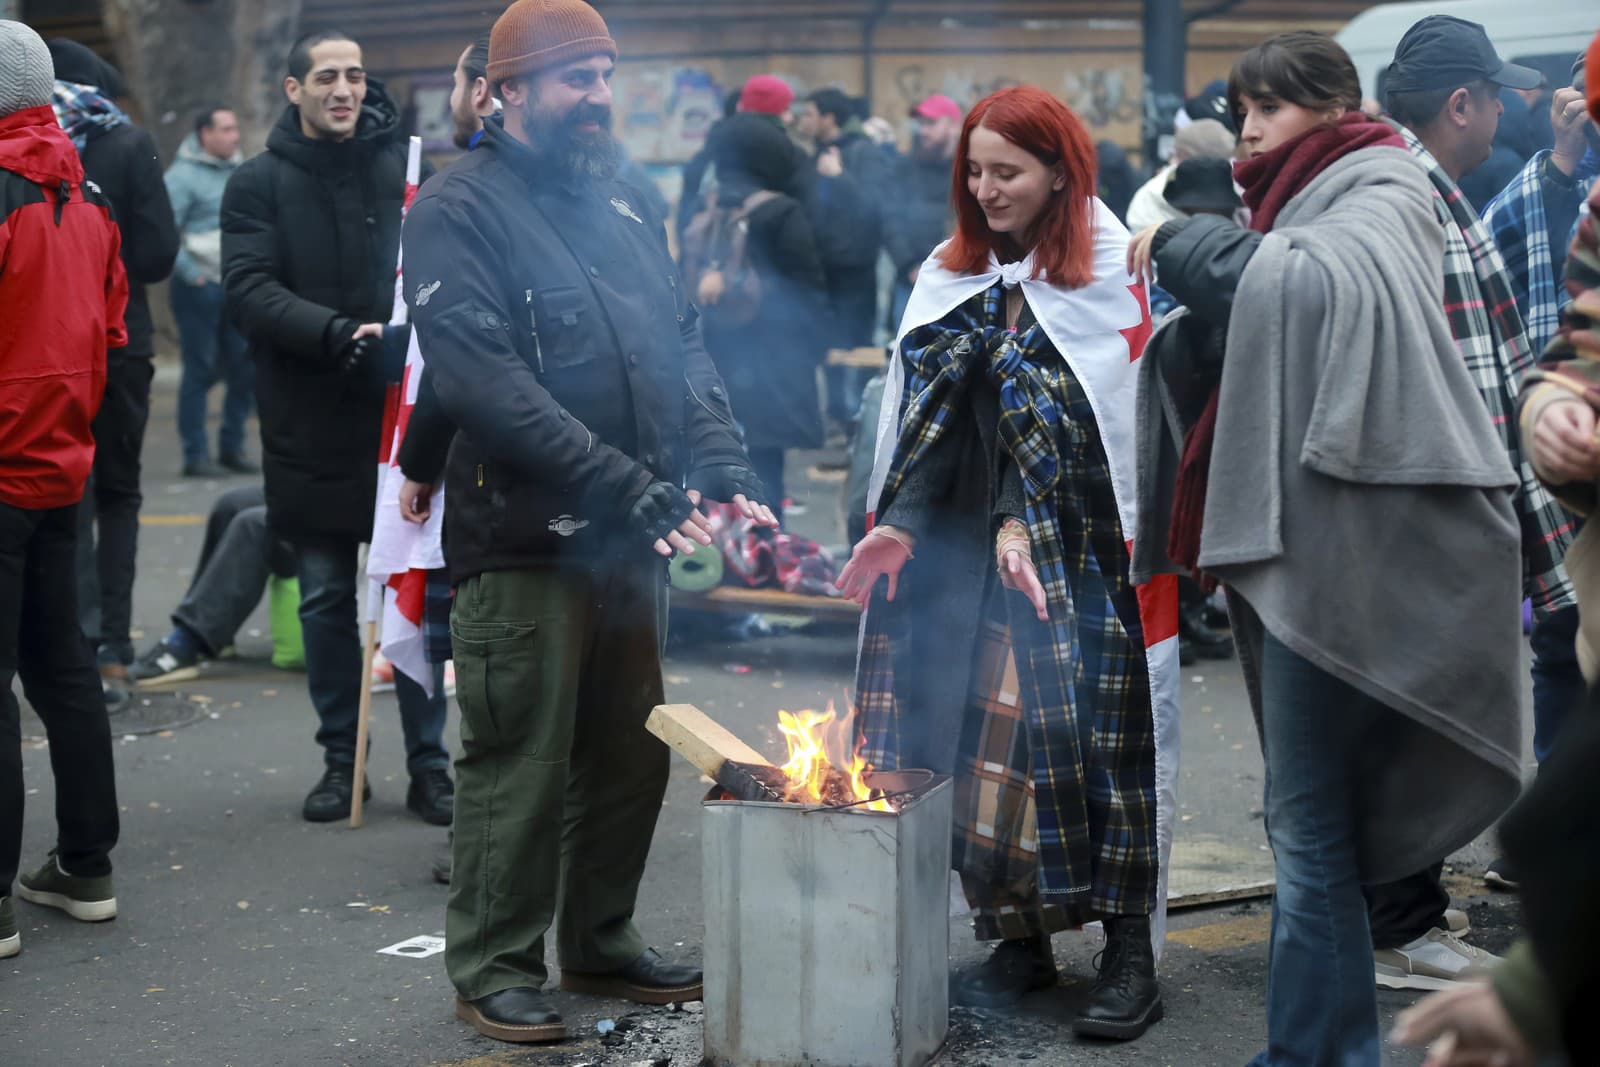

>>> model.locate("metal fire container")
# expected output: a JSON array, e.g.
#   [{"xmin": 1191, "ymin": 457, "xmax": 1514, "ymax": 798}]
[{"xmin": 701, "ymin": 770, "xmax": 953, "ymax": 1067}]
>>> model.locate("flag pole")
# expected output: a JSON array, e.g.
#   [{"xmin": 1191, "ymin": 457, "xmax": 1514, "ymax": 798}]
[{"xmin": 351, "ymin": 135, "xmax": 424, "ymax": 829}]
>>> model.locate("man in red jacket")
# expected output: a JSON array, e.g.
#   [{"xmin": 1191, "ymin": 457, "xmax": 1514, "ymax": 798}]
[{"xmin": 0, "ymin": 21, "xmax": 129, "ymax": 961}]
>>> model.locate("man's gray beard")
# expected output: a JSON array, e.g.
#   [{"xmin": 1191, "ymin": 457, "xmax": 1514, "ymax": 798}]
[{"xmin": 520, "ymin": 108, "xmax": 622, "ymax": 183}]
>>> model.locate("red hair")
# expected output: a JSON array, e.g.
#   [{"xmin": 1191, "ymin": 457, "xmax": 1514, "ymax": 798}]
[{"xmin": 938, "ymin": 86, "xmax": 1099, "ymax": 289}]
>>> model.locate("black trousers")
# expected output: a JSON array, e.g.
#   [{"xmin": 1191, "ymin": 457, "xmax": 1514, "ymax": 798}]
[
  {"xmin": 77, "ymin": 357, "xmax": 154, "ymax": 663},
  {"xmin": 1, "ymin": 502, "xmax": 120, "ymax": 893},
  {"xmin": 1363, "ymin": 862, "xmax": 1449, "ymax": 950}
]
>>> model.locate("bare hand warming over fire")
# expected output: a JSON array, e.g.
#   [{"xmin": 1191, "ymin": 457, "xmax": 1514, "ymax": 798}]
[
  {"xmin": 996, "ymin": 518, "xmax": 1048, "ymax": 621},
  {"xmin": 836, "ymin": 525, "xmax": 915, "ymax": 605}
]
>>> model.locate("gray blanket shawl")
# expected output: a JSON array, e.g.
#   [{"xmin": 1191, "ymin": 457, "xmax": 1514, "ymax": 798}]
[{"xmin": 1133, "ymin": 147, "xmax": 1523, "ymax": 883}]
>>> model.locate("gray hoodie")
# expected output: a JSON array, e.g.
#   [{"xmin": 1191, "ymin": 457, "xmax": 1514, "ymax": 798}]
[{"xmin": 163, "ymin": 131, "xmax": 240, "ymax": 284}]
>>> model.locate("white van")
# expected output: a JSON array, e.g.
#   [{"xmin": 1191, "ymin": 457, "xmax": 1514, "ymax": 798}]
[{"xmin": 1336, "ymin": 0, "xmax": 1596, "ymax": 100}]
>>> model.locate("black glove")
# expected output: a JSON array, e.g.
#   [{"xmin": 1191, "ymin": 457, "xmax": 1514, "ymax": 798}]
[
  {"xmin": 688, "ymin": 464, "xmax": 768, "ymax": 507},
  {"xmin": 336, "ymin": 332, "xmax": 382, "ymax": 377},
  {"xmin": 624, "ymin": 480, "xmax": 698, "ymax": 545}
]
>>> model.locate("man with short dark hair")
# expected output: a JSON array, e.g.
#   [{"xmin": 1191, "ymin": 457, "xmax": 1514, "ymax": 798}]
[
  {"xmin": 449, "ymin": 33, "xmax": 496, "ymax": 150},
  {"xmin": 166, "ymin": 106, "xmax": 253, "ymax": 478},
  {"xmin": 0, "ymin": 19, "xmax": 128, "ymax": 957},
  {"xmin": 222, "ymin": 30, "xmax": 452, "ymax": 826},
  {"xmin": 48, "ymin": 38, "xmax": 178, "ymax": 697},
  {"xmin": 401, "ymin": 0, "xmax": 775, "ymax": 1041},
  {"xmin": 1365, "ymin": 13, "xmax": 1576, "ymax": 994}
]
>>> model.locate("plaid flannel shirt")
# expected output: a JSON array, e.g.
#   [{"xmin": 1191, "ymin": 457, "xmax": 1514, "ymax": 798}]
[
  {"xmin": 1486, "ymin": 150, "xmax": 1596, "ymax": 355},
  {"xmin": 1400, "ymin": 129, "xmax": 1576, "ymax": 617}
]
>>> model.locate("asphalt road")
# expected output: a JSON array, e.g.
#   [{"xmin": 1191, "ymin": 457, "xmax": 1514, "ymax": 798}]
[{"xmin": 4, "ymin": 372, "xmax": 1532, "ymax": 1066}]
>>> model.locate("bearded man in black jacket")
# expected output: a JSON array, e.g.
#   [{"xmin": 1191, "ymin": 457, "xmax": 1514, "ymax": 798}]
[
  {"xmin": 400, "ymin": 0, "xmax": 776, "ymax": 1044},
  {"xmin": 221, "ymin": 31, "xmax": 452, "ymax": 827}
]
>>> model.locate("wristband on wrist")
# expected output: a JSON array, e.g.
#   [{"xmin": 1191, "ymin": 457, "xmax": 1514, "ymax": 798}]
[{"xmin": 871, "ymin": 526, "xmax": 916, "ymax": 559}]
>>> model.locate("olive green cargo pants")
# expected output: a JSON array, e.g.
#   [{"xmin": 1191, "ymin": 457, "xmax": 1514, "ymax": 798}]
[{"xmin": 445, "ymin": 561, "xmax": 670, "ymax": 999}]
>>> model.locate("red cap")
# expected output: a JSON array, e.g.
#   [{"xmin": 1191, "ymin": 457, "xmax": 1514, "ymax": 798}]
[
  {"xmin": 739, "ymin": 74, "xmax": 795, "ymax": 116},
  {"xmin": 911, "ymin": 94, "xmax": 962, "ymax": 122}
]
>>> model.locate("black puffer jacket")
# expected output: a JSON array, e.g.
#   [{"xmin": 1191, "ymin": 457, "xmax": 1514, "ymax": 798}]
[
  {"xmin": 702, "ymin": 115, "xmax": 828, "ymax": 451},
  {"xmin": 884, "ymin": 151, "xmax": 953, "ymax": 280},
  {"xmin": 222, "ymin": 83, "xmax": 420, "ymax": 543},
  {"xmin": 401, "ymin": 116, "xmax": 751, "ymax": 582}
]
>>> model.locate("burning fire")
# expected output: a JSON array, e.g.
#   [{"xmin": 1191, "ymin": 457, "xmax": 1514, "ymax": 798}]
[{"xmin": 776, "ymin": 702, "xmax": 893, "ymax": 811}]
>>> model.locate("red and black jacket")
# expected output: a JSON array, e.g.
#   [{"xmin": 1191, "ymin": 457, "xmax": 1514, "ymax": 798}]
[{"xmin": 0, "ymin": 105, "xmax": 128, "ymax": 510}]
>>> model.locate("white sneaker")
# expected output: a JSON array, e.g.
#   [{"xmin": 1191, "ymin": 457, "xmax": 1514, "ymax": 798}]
[{"xmin": 1374, "ymin": 928, "xmax": 1499, "ymax": 991}]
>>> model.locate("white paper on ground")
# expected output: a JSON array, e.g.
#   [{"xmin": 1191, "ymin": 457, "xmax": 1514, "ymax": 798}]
[{"xmin": 377, "ymin": 935, "xmax": 446, "ymax": 959}]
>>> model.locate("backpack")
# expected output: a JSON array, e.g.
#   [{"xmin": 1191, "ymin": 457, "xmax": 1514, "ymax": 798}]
[{"xmin": 680, "ymin": 188, "xmax": 780, "ymax": 327}]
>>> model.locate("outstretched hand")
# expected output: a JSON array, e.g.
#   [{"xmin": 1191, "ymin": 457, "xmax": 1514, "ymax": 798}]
[{"xmin": 836, "ymin": 526, "xmax": 915, "ymax": 606}]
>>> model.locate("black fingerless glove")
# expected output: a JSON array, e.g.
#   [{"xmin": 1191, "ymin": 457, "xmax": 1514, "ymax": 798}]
[
  {"xmin": 687, "ymin": 464, "xmax": 768, "ymax": 507},
  {"xmin": 337, "ymin": 333, "xmax": 382, "ymax": 377},
  {"xmin": 624, "ymin": 480, "xmax": 697, "ymax": 544}
]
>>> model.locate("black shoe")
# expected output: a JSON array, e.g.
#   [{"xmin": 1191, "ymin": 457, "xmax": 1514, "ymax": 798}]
[
  {"xmin": 455, "ymin": 987, "xmax": 566, "ymax": 1044},
  {"xmin": 302, "ymin": 766, "xmax": 371, "ymax": 822},
  {"xmin": 182, "ymin": 458, "xmax": 226, "ymax": 478},
  {"xmin": 218, "ymin": 452, "xmax": 259, "ymax": 474},
  {"xmin": 1073, "ymin": 915, "xmax": 1164, "ymax": 1041},
  {"xmin": 1179, "ymin": 605, "xmax": 1234, "ymax": 660},
  {"xmin": 560, "ymin": 947, "xmax": 704, "ymax": 1004},
  {"xmin": 953, "ymin": 934, "xmax": 1058, "ymax": 1009},
  {"xmin": 128, "ymin": 636, "xmax": 203, "ymax": 685},
  {"xmin": 1484, "ymin": 855, "xmax": 1520, "ymax": 892},
  {"xmin": 432, "ymin": 835, "xmax": 452, "ymax": 885},
  {"xmin": 1179, "ymin": 637, "xmax": 1196, "ymax": 666},
  {"xmin": 407, "ymin": 768, "xmax": 455, "ymax": 826}
]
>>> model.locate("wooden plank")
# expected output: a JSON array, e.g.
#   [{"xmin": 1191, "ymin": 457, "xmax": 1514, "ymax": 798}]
[
  {"xmin": 1167, "ymin": 879, "xmax": 1275, "ymax": 912},
  {"xmin": 648, "ymin": 703, "xmax": 774, "ymax": 777},
  {"xmin": 691, "ymin": 585, "xmax": 861, "ymax": 618},
  {"xmin": 827, "ymin": 346, "xmax": 888, "ymax": 369}
]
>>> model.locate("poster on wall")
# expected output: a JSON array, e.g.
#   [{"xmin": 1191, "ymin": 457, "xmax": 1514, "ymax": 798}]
[
  {"xmin": 409, "ymin": 74, "xmax": 458, "ymax": 153},
  {"xmin": 615, "ymin": 66, "xmax": 723, "ymax": 164}
]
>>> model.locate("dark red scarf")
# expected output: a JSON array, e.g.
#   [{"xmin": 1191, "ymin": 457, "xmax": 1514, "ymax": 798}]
[{"xmin": 1167, "ymin": 114, "xmax": 1405, "ymax": 582}]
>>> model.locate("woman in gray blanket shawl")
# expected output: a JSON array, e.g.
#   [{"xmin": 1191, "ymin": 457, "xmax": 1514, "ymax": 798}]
[{"xmin": 1128, "ymin": 32, "xmax": 1523, "ymax": 1067}]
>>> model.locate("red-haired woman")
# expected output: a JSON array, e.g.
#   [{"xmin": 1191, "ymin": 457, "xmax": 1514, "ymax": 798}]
[{"xmin": 837, "ymin": 85, "xmax": 1179, "ymax": 1041}]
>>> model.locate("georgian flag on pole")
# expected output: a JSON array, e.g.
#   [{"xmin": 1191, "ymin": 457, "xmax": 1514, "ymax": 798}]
[{"xmin": 365, "ymin": 135, "xmax": 445, "ymax": 695}]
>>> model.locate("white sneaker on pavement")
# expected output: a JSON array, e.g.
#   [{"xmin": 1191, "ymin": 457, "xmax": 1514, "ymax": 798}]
[{"xmin": 1374, "ymin": 928, "xmax": 1499, "ymax": 991}]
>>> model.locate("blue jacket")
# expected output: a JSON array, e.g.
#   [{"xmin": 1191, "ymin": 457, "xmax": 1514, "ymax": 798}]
[{"xmin": 164, "ymin": 132, "xmax": 241, "ymax": 285}]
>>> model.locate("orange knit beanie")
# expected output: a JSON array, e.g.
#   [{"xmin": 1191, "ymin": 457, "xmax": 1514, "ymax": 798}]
[{"xmin": 487, "ymin": 0, "xmax": 617, "ymax": 86}]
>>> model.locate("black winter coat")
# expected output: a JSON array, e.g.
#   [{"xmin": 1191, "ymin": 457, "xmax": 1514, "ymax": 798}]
[
  {"xmin": 77, "ymin": 122, "xmax": 178, "ymax": 359},
  {"xmin": 701, "ymin": 184, "xmax": 828, "ymax": 451},
  {"xmin": 222, "ymin": 84, "xmax": 421, "ymax": 544},
  {"xmin": 401, "ymin": 117, "xmax": 751, "ymax": 582},
  {"xmin": 883, "ymin": 152, "xmax": 953, "ymax": 279}
]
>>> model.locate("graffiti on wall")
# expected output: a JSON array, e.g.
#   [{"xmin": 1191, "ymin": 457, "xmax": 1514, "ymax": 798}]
[
  {"xmin": 890, "ymin": 60, "xmax": 1140, "ymax": 130},
  {"xmin": 614, "ymin": 66, "xmax": 724, "ymax": 164}
]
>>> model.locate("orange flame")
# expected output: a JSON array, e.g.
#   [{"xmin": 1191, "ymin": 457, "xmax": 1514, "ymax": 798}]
[{"xmin": 776, "ymin": 702, "xmax": 892, "ymax": 812}]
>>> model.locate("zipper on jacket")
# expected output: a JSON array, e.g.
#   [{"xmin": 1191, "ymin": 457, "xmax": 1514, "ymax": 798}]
[
  {"xmin": 476, "ymin": 464, "xmax": 484, "ymax": 488},
  {"xmin": 526, "ymin": 290, "xmax": 544, "ymax": 374}
]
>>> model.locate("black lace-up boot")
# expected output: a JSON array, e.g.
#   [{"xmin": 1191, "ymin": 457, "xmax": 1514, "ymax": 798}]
[
  {"xmin": 953, "ymin": 933, "xmax": 1058, "ymax": 1009},
  {"xmin": 1072, "ymin": 914, "xmax": 1163, "ymax": 1040}
]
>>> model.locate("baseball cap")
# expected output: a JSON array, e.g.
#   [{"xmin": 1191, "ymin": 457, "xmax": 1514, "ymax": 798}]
[
  {"xmin": 911, "ymin": 94, "xmax": 961, "ymax": 122},
  {"xmin": 1385, "ymin": 15, "xmax": 1542, "ymax": 93}
]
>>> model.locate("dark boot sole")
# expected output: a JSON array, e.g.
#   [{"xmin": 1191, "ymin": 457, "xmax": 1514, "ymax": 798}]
[
  {"xmin": 559, "ymin": 971, "xmax": 703, "ymax": 1005},
  {"xmin": 1073, "ymin": 995, "xmax": 1165, "ymax": 1041},
  {"xmin": 454, "ymin": 998, "xmax": 566, "ymax": 1043}
]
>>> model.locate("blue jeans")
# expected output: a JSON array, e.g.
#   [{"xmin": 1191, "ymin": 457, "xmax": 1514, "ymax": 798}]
[
  {"xmin": 1530, "ymin": 604, "xmax": 1582, "ymax": 764},
  {"xmin": 1249, "ymin": 634, "xmax": 1386, "ymax": 1067},
  {"xmin": 171, "ymin": 279, "xmax": 253, "ymax": 465},
  {"xmin": 294, "ymin": 539, "xmax": 449, "ymax": 775}
]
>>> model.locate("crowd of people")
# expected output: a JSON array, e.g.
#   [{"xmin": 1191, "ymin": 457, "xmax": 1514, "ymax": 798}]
[{"xmin": 0, "ymin": 2, "xmax": 1597, "ymax": 1064}]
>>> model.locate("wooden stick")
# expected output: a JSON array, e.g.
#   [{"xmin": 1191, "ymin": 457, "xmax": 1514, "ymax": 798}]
[
  {"xmin": 350, "ymin": 618, "xmax": 378, "ymax": 828},
  {"xmin": 648, "ymin": 703, "xmax": 789, "ymax": 803}
]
